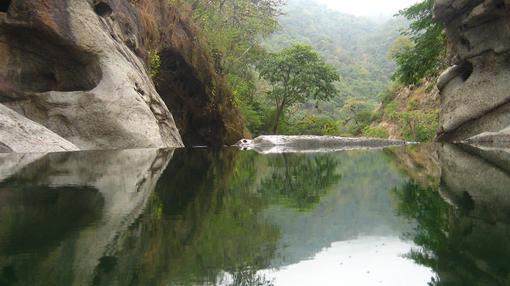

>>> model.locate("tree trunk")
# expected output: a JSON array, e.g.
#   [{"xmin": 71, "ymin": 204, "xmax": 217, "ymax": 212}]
[{"xmin": 273, "ymin": 102, "xmax": 285, "ymax": 134}]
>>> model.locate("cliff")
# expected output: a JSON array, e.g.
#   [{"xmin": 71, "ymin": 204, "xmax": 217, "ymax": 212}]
[
  {"xmin": 434, "ymin": 0, "xmax": 510, "ymax": 143},
  {"xmin": 0, "ymin": 0, "xmax": 244, "ymax": 152}
]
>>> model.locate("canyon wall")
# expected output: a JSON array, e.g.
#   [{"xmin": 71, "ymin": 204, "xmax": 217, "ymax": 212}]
[
  {"xmin": 0, "ymin": 0, "xmax": 244, "ymax": 152},
  {"xmin": 434, "ymin": 0, "xmax": 510, "ymax": 143}
]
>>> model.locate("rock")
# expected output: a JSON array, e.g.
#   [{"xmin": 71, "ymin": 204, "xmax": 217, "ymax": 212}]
[
  {"xmin": 235, "ymin": 135, "xmax": 406, "ymax": 154},
  {"xmin": 0, "ymin": 103, "xmax": 79, "ymax": 153},
  {"xmin": 434, "ymin": 0, "xmax": 510, "ymax": 143},
  {"xmin": 0, "ymin": 0, "xmax": 244, "ymax": 151},
  {"xmin": 465, "ymin": 126, "xmax": 510, "ymax": 144}
]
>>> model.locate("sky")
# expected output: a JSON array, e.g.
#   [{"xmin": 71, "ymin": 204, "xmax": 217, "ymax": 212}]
[{"xmin": 315, "ymin": 0, "xmax": 420, "ymax": 17}]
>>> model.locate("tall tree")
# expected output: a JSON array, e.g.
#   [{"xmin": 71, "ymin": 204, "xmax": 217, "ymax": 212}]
[
  {"xmin": 257, "ymin": 44, "xmax": 340, "ymax": 133},
  {"xmin": 392, "ymin": 0, "xmax": 447, "ymax": 85}
]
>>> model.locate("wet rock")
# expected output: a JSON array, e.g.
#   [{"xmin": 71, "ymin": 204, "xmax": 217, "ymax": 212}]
[
  {"xmin": 236, "ymin": 135, "xmax": 406, "ymax": 154},
  {"xmin": 434, "ymin": 0, "xmax": 510, "ymax": 143},
  {"xmin": 0, "ymin": 103, "xmax": 78, "ymax": 153}
]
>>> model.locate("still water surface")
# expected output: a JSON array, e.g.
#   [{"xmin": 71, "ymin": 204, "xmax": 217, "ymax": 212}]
[{"xmin": 0, "ymin": 144, "xmax": 508, "ymax": 285}]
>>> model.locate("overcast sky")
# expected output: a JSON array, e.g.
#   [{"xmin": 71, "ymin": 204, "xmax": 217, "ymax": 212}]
[{"xmin": 315, "ymin": 0, "xmax": 419, "ymax": 17}]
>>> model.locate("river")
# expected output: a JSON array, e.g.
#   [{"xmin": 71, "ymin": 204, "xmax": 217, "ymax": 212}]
[{"xmin": 0, "ymin": 144, "xmax": 508, "ymax": 285}]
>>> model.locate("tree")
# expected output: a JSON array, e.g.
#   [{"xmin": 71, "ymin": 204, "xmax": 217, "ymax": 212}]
[
  {"xmin": 391, "ymin": 0, "xmax": 447, "ymax": 85},
  {"xmin": 257, "ymin": 44, "xmax": 340, "ymax": 133}
]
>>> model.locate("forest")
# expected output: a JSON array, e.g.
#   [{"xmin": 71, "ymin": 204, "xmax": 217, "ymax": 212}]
[{"xmin": 167, "ymin": 0, "xmax": 445, "ymax": 141}]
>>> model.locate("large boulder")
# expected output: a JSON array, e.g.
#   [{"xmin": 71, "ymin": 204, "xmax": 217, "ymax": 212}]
[
  {"xmin": 434, "ymin": 0, "xmax": 510, "ymax": 143},
  {"xmin": 0, "ymin": 0, "xmax": 244, "ymax": 152}
]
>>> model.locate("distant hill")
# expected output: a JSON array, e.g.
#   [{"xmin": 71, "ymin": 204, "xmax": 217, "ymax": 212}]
[{"xmin": 264, "ymin": 0, "xmax": 408, "ymax": 104}]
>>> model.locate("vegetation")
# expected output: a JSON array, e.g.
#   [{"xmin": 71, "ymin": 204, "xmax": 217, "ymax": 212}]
[
  {"xmin": 368, "ymin": 0, "xmax": 446, "ymax": 142},
  {"xmin": 392, "ymin": 0, "xmax": 447, "ymax": 86},
  {"xmin": 258, "ymin": 45, "xmax": 340, "ymax": 133},
  {"xmin": 167, "ymin": 0, "xmax": 445, "ymax": 140},
  {"xmin": 148, "ymin": 50, "xmax": 161, "ymax": 78}
]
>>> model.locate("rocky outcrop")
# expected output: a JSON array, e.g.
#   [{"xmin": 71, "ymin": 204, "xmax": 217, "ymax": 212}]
[
  {"xmin": 434, "ymin": 0, "xmax": 510, "ymax": 143},
  {"xmin": 236, "ymin": 135, "xmax": 406, "ymax": 153},
  {"xmin": 0, "ymin": 103, "xmax": 78, "ymax": 153},
  {"xmin": 0, "ymin": 0, "xmax": 244, "ymax": 152}
]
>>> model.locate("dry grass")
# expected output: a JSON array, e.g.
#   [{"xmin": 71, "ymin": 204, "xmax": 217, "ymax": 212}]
[{"xmin": 134, "ymin": 0, "xmax": 159, "ymax": 46}]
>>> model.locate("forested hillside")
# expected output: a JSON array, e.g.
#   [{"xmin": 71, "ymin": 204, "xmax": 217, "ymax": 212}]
[
  {"xmin": 265, "ymin": 0, "xmax": 407, "ymax": 103},
  {"xmin": 259, "ymin": 0, "xmax": 409, "ymax": 136}
]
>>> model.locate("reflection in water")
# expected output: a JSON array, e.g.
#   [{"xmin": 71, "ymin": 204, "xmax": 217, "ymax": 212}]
[{"xmin": 0, "ymin": 144, "xmax": 509, "ymax": 285}]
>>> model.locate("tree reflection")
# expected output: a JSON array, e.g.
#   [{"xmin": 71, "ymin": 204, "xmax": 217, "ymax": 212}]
[
  {"xmin": 394, "ymin": 181, "xmax": 450, "ymax": 272},
  {"xmin": 258, "ymin": 154, "xmax": 341, "ymax": 211},
  {"xmin": 395, "ymin": 180, "xmax": 510, "ymax": 286},
  {"xmin": 90, "ymin": 149, "xmax": 282, "ymax": 286}
]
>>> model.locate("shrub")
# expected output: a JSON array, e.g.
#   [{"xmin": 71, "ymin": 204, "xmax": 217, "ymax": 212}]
[
  {"xmin": 363, "ymin": 126, "xmax": 389, "ymax": 139},
  {"xmin": 148, "ymin": 50, "xmax": 161, "ymax": 78}
]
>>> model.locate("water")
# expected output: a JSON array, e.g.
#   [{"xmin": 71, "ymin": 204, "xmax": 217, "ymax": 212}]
[{"xmin": 0, "ymin": 144, "xmax": 509, "ymax": 286}]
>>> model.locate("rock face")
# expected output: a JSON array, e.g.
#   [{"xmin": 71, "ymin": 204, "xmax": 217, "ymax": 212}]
[
  {"xmin": 434, "ymin": 0, "xmax": 510, "ymax": 143},
  {"xmin": 0, "ymin": 104, "xmax": 78, "ymax": 153},
  {"xmin": 0, "ymin": 0, "xmax": 244, "ymax": 152},
  {"xmin": 236, "ymin": 135, "xmax": 406, "ymax": 153}
]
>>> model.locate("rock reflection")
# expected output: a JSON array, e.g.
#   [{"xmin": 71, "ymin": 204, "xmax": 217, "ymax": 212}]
[
  {"xmin": 0, "ymin": 148, "xmax": 174, "ymax": 286},
  {"xmin": 393, "ymin": 144, "xmax": 510, "ymax": 286}
]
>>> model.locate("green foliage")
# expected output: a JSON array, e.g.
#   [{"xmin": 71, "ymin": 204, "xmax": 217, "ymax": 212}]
[
  {"xmin": 401, "ymin": 110, "xmax": 438, "ymax": 142},
  {"xmin": 283, "ymin": 115, "xmax": 340, "ymax": 136},
  {"xmin": 338, "ymin": 98, "xmax": 376, "ymax": 135},
  {"xmin": 392, "ymin": 0, "xmax": 447, "ymax": 85},
  {"xmin": 387, "ymin": 109, "xmax": 438, "ymax": 142},
  {"xmin": 363, "ymin": 126, "xmax": 389, "ymax": 139},
  {"xmin": 171, "ymin": 0, "xmax": 287, "ymax": 135},
  {"xmin": 258, "ymin": 44, "xmax": 340, "ymax": 132},
  {"xmin": 259, "ymin": 154, "xmax": 341, "ymax": 210},
  {"xmin": 148, "ymin": 50, "xmax": 161, "ymax": 79},
  {"xmin": 264, "ymin": 0, "xmax": 408, "ymax": 103},
  {"xmin": 393, "ymin": 181, "xmax": 450, "ymax": 272}
]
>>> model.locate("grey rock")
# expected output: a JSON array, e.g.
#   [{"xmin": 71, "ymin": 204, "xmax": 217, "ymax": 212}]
[
  {"xmin": 236, "ymin": 135, "xmax": 406, "ymax": 154},
  {"xmin": 0, "ymin": 103, "xmax": 79, "ymax": 153},
  {"xmin": 465, "ymin": 126, "xmax": 510, "ymax": 144},
  {"xmin": 434, "ymin": 0, "xmax": 510, "ymax": 143},
  {"xmin": 0, "ymin": 0, "xmax": 184, "ymax": 151}
]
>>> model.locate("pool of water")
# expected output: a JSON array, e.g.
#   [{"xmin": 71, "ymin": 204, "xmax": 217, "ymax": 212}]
[{"xmin": 0, "ymin": 144, "xmax": 509, "ymax": 285}]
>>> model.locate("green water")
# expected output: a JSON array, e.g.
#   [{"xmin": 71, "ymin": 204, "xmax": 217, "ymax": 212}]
[{"xmin": 0, "ymin": 144, "xmax": 509, "ymax": 286}]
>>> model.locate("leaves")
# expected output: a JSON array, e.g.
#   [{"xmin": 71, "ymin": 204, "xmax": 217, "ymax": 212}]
[
  {"xmin": 257, "ymin": 44, "xmax": 340, "ymax": 132},
  {"xmin": 392, "ymin": 0, "xmax": 447, "ymax": 85}
]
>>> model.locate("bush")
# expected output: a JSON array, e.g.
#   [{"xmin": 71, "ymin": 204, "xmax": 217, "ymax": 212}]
[
  {"xmin": 363, "ymin": 126, "xmax": 389, "ymax": 139},
  {"xmin": 399, "ymin": 110, "xmax": 438, "ymax": 142},
  {"xmin": 148, "ymin": 50, "xmax": 161, "ymax": 79}
]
